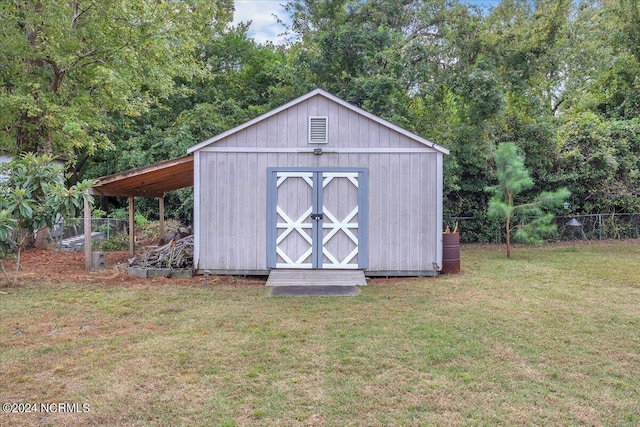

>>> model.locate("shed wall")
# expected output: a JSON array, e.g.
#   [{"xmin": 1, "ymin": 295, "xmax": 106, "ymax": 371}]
[{"xmin": 195, "ymin": 150, "xmax": 441, "ymax": 274}]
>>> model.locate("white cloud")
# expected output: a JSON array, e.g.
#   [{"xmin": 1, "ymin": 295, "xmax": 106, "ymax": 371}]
[
  {"xmin": 233, "ymin": 0, "xmax": 290, "ymax": 45},
  {"xmin": 232, "ymin": 0, "xmax": 500, "ymax": 45}
]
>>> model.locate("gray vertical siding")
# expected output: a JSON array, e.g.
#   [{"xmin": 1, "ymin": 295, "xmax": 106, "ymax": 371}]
[
  {"xmin": 196, "ymin": 151, "xmax": 440, "ymax": 274},
  {"xmin": 207, "ymin": 99, "xmax": 432, "ymax": 150},
  {"xmin": 194, "ymin": 93, "xmax": 443, "ymax": 275}
]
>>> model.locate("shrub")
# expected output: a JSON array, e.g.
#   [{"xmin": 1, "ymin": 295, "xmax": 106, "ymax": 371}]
[
  {"xmin": 100, "ymin": 234, "xmax": 130, "ymax": 252},
  {"xmin": 134, "ymin": 213, "xmax": 148, "ymax": 227}
]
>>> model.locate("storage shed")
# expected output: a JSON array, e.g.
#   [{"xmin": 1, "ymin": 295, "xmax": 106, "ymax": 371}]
[{"xmin": 188, "ymin": 89, "xmax": 449, "ymax": 276}]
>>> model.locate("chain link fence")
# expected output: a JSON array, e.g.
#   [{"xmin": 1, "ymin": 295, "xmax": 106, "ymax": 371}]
[
  {"xmin": 52, "ymin": 218, "xmax": 128, "ymax": 251},
  {"xmin": 50, "ymin": 214, "xmax": 640, "ymax": 249},
  {"xmin": 445, "ymin": 213, "xmax": 640, "ymax": 244}
]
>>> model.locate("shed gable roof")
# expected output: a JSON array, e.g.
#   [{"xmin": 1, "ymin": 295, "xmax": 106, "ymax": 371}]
[{"xmin": 187, "ymin": 89, "xmax": 449, "ymax": 155}]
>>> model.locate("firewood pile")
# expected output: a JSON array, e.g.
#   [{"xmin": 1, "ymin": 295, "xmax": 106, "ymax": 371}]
[{"xmin": 129, "ymin": 235, "xmax": 194, "ymax": 269}]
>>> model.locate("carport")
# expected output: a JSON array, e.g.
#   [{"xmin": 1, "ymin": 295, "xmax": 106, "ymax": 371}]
[{"xmin": 84, "ymin": 155, "xmax": 193, "ymax": 271}]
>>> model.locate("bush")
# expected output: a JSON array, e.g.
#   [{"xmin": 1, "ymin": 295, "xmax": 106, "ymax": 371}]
[
  {"xmin": 134, "ymin": 213, "xmax": 148, "ymax": 227},
  {"xmin": 109, "ymin": 208, "xmax": 128, "ymax": 220},
  {"xmin": 100, "ymin": 234, "xmax": 130, "ymax": 252}
]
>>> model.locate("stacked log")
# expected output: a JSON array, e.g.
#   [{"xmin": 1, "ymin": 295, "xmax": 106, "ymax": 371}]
[{"xmin": 129, "ymin": 235, "xmax": 193, "ymax": 269}]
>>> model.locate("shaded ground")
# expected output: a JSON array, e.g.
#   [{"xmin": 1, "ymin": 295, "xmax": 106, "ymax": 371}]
[{"xmin": 1, "ymin": 249, "xmax": 265, "ymax": 287}]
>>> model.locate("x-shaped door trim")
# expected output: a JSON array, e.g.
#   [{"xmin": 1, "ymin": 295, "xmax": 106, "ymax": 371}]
[{"xmin": 267, "ymin": 168, "xmax": 368, "ymax": 270}]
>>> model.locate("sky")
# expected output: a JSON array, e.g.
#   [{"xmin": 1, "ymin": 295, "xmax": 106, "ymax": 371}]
[
  {"xmin": 233, "ymin": 0, "xmax": 290, "ymax": 45},
  {"xmin": 233, "ymin": 0, "xmax": 503, "ymax": 45}
]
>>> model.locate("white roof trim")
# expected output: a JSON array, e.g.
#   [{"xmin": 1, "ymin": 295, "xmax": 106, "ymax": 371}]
[{"xmin": 186, "ymin": 88, "xmax": 449, "ymax": 155}]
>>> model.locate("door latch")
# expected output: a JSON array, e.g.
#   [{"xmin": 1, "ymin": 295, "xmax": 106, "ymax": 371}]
[{"xmin": 310, "ymin": 213, "xmax": 324, "ymax": 221}]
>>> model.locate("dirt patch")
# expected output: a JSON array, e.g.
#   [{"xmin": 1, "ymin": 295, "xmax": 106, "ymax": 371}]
[
  {"xmin": 9, "ymin": 240, "xmax": 633, "ymax": 288},
  {"xmin": 1, "ymin": 249, "xmax": 265, "ymax": 287}
]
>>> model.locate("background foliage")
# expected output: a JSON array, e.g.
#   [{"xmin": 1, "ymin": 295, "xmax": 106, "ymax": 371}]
[{"xmin": 3, "ymin": 0, "xmax": 639, "ymax": 242}]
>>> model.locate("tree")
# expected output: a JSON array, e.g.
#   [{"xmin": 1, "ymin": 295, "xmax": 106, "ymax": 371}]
[
  {"xmin": 0, "ymin": 211, "xmax": 18, "ymax": 283},
  {"xmin": 82, "ymin": 25, "xmax": 287, "ymax": 223},
  {"xmin": 555, "ymin": 113, "xmax": 640, "ymax": 213},
  {"xmin": 0, "ymin": 154, "xmax": 95, "ymax": 284},
  {"xmin": 550, "ymin": 0, "xmax": 640, "ymax": 214},
  {"xmin": 284, "ymin": 0, "xmax": 418, "ymax": 120},
  {"xmin": 486, "ymin": 143, "xmax": 569, "ymax": 258},
  {"xmin": 0, "ymin": 0, "xmax": 232, "ymax": 176}
]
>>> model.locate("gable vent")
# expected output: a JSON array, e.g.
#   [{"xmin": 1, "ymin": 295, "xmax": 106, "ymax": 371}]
[{"xmin": 309, "ymin": 116, "xmax": 328, "ymax": 144}]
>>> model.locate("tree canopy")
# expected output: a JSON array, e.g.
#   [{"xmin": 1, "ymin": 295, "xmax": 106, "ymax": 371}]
[
  {"xmin": 0, "ymin": 0, "xmax": 232, "ymax": 171},
  {"xmin": 4, "ymin": 0, "xmax": 639, "ymax": 241}
]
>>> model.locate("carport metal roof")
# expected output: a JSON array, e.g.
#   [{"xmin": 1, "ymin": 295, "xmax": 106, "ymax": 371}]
[{"xmin": 89, "ymin": 155, "xmax": 193, "ymax": 197}]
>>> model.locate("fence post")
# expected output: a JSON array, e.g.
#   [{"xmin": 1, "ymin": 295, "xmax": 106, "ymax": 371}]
[
  {"xmin": 128, "ymin": 197, "xmax": 135, "ymax": 257},
  {"xmin": 598, "ymin": 214, "xmax": 602, "ymax": 240},
  {"xmin": 84, "ymin": 197, "xmax": 92, "ymax": 271}
]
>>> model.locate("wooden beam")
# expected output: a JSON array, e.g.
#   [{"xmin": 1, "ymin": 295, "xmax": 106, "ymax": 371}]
[
  {"xmin": 84, "ymin": 195, "xmax": 92, "ymax": 271},
  {"xmin": 158, "ymin": 195, "xmax": 165, "ymax": 239},
  {"xmin": 88, "ymin": 188, "xmax": 165, "ymax": 198},
  {"xmin": 129, "ymin": 196, "xmax": 135, "ymax": 257}
]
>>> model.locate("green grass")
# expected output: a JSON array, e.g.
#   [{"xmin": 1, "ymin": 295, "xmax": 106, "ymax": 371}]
[{"xmin": 1, "ymin": 242, "xmax": 640, "ymax": 426}]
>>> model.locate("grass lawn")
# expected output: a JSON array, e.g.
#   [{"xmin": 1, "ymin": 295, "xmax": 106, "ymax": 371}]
[{"xmin": 1, "ymin": 242, "xmax": 639, "ymax": 426}]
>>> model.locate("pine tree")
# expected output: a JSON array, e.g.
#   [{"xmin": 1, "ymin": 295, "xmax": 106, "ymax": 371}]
[{"xmin": 486, "ymin": 143, "xmax": 570, "ymax": 258}]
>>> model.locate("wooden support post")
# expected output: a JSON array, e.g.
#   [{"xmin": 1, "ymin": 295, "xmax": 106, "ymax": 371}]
[
  {"xmin": 158, "ymin": 195, "xmax": 165, "ymax": 240},
  {"xmin": 129, "ymin": 196, "xmax": 135, "ymax": 257},
  {"xmin": 84, "ymin": 196, "xmax": 92, "ymax": 271}
]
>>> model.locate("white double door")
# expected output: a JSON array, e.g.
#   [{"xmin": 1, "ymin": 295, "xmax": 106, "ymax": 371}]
[{"xmin": 268, "ymin": 169, "xmax": 367, "ymax": 269}]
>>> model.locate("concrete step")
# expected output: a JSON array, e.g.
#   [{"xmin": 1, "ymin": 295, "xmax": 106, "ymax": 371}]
[
  {"xmin": 266, "ymin": 269, "xmax": 366, "ymax": 287},
  {"xmin": 269, "ymin": 285, "xmax": 359, "ymax": 297}
]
